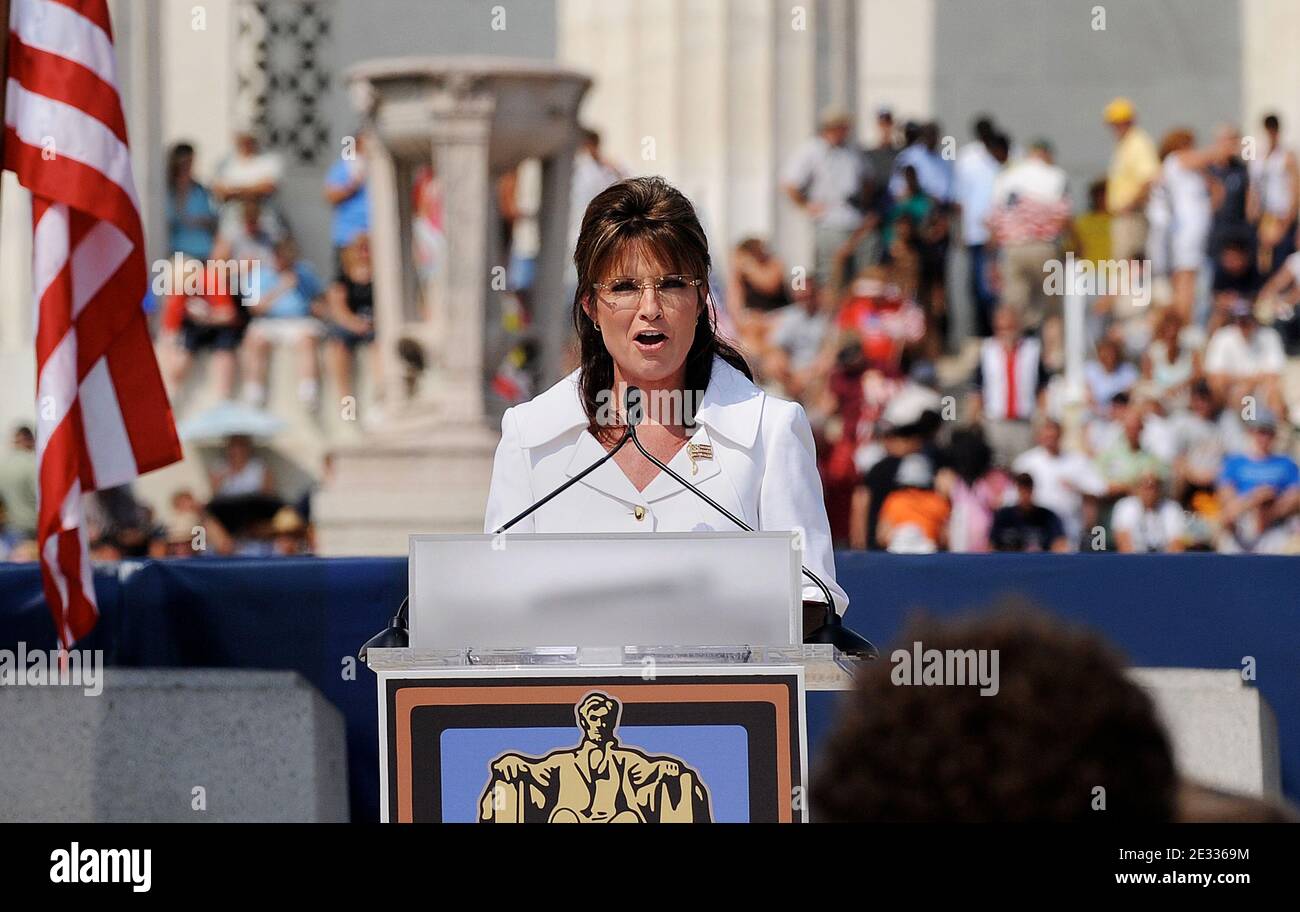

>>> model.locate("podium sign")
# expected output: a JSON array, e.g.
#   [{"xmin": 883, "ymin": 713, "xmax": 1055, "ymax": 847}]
[{"xmin": 375, "ymin": 661, "xmax": 809, "ymax": 823}]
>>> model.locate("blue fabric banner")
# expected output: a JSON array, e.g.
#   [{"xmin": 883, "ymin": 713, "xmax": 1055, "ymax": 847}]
[{"xmin": 2, "ymin": 553, "xmax": 1295, "ymax": 821}]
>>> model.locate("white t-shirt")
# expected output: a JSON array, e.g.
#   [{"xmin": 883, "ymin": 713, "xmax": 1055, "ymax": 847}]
[
  {"xmin": 1167, "ymin": 411, "xmax": 1228, "ymax": 478},
  {"xmin": 1203, "ymin": 325, "xmax": 1286, "ymax": 378},
  {"xmin": 216, "ymin": 151, "xmax": 283, "ymax": 194},
  {"xmin": 215, "ymin": 150, "xmax": 285, "ymax": 234},
  {"xmin": 991, "ymin": 156, "xmax": 1068, "ymax": 207},
  {"xmin": 1111, "ymin": 496, "xmax": 1185, "ymax": 552},
  {"xmin": 782, "ymin": 137, "xmax": 871, "ymax": 231},
  {"xmin": 953, "ymin": 142, "xmax": 1000, "ymax": 245},
  {"xmin": 1012, "ymin": 446, "xmax": 1105, "ymax": 543},
  {"xmin": 568, "ymin": 150, "xmax": 624, "ymax": 257}
]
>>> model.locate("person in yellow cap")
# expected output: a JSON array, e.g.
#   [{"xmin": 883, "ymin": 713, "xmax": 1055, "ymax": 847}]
[{"xmin": 1103, "ymin": 98, "xmax": 1160, "ymax": 265}]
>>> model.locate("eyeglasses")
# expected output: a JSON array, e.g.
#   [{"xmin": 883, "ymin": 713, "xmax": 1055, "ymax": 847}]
[{"xmin": 591, "ymin": 275, "xmax": 704, "ymax": 312}]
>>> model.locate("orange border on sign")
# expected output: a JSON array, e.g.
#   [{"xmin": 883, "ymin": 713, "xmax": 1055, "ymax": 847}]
[{"xmin": 391, "ymin": 681, "xmax": 796, "ymax": 823}]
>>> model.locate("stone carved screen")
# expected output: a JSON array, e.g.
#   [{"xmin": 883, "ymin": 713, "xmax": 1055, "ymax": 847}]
[{"xmin": 235, "ymin": 0, "xmax": 334, "ymax": 165}]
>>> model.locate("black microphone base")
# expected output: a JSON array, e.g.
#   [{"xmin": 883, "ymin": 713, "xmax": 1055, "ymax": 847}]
[
  {"xmin": 358, "ymin": 619, "xmax": 409, "ymax": 662},
  {"xmin": 805, "ymin": 612, "xmax": 878, "ymax": 659}
]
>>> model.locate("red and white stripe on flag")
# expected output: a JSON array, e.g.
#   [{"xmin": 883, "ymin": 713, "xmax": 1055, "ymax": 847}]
[{"xmin": 3, "ymin": 0, "xmax": 181, "ymax": 646}]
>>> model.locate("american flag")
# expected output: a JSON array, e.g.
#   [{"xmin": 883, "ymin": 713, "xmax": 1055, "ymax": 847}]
[{"xmin": 3, "ymin": 0, "xmax": 181, "ymax": 646}]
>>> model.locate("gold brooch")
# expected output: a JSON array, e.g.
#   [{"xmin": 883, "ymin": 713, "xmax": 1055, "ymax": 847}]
[{"xmin": 687, "ymin": 442, "xmax": 713, "ymax": 476}]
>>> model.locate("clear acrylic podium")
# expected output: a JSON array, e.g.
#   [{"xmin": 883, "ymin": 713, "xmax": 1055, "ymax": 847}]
[{"xmin": 365, "ymin": 532, "xmax": 858, "ymax": 822}]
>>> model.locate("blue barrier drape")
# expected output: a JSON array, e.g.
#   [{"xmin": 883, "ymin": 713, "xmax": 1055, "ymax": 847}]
[{"xmin": 1, "ymin": 553, "xmax": 1296, "ymax": 821}]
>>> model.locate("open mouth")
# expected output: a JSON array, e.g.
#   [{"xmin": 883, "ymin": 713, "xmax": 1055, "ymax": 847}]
[{"xmin": 633, "ymin": 330, "xmax": 668, "ymax": 351}]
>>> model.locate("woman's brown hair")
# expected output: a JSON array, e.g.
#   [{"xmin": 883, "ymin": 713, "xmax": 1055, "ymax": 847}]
[
  {"xmin": 1158, "ymin": 128, "xmax": 1195, "ymax": 161},
  {"xmin": 572, "ymin": 176, "xmax": 750, "ymax": 435}
]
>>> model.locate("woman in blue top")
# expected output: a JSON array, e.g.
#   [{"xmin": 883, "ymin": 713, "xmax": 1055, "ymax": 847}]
[{"xmin": 165, "ymin": 143, "xmax": 219, "ymax": 261}]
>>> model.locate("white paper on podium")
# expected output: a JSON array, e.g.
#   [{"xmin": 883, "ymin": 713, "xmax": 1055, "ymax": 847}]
[{"xmin": 408, "ymin": 532, "xmax": 802, "ymax": 650}]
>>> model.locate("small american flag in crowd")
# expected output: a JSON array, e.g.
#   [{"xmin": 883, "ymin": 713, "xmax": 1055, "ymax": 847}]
[{"xmin": 2, "ymin": 0, "xmax": 181, "ymax": 646}]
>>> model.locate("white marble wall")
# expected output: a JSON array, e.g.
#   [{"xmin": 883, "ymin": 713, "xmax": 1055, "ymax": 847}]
[
  {"xmin": 557, "ymin": 0, "xmax": 940, "ymax": 276},
  {"xmin": 856, "ymin": 0, "xmax": 934, "ymax": 128},
  {"xmin": 1242, "ymin": 0, "xmax": 1300, "ymax": 142},
  {"xmin": 157, "ymin": 0, "xmax": 240, "ymax": 187},
  {"xmin": 560, "ymin": 0, "xmax": 822, "ymax": 275}
]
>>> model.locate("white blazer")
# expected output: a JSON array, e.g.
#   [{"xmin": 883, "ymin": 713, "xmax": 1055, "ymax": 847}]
[{"xmin": 483, "ymin": 356, "xmax": 849, "ymax": 614}]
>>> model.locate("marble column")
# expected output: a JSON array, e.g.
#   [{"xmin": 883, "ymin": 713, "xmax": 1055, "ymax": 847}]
[
  {"xmin": 109, "ymin": 0, "xmax": 165, "ymax": 265},
  {"xmin": 536, "ymin": 146, "xmax": 579, "ymax": 381},
  {"xmin": 428, "ymin": 82, "xmax": 496, "ymax": 426},
  {"xmin": 313, "ymin": 60, "xmax": 589, "ymax": 555},
  {"xmin": 364, "ymin": 135, "xmax": 409, "ymax": 410},
  {"xmin": 855, "ymin": 0, "xmax": 935, "ymax": 127}
]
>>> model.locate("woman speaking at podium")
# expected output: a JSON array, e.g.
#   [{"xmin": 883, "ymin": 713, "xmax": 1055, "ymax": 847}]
[{"xmin": 483, "ymin": 176, "xmax": 848, "ymax": 616}]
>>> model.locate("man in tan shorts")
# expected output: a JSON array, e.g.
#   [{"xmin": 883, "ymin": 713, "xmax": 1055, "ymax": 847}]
[{"xmin": 1104, "ymin": 97, "xmax": 1160, "ymax": 262}]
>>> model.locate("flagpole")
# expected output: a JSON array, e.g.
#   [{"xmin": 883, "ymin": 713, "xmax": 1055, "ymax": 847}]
[{"xmin": 0, "ymin": 0, "xmax": 10, "ymax": 169}]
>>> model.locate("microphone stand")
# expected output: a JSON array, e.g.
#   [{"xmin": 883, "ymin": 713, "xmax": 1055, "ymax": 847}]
[
  {"xmin": 359, "ymin": 426, "xmax": 634, "ymax": 660},
  {"xmin": 359, "ymin": 386, "xmax": 877, "ymax": 660}
]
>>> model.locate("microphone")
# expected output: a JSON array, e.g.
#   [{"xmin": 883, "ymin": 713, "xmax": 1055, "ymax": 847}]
[{"xmin": 622, "ymin": 385, "xmax": 877, "ymax": 658}]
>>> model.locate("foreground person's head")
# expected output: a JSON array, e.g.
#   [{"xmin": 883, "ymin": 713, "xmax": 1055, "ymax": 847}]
[{"xmin": 814, "ymin": 606, "xmax": 1178, "ymax": 822}]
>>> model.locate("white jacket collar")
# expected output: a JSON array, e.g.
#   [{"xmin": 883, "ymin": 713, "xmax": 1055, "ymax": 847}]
[{"xmin": 512, "ymin": 355, "xmax": 764, "ymax": 449}]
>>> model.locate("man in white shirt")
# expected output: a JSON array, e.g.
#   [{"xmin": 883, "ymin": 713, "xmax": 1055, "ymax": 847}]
[
  {"xmin": 783, "ymin": 109, "xmax": 874, "ymax": 290},
  {"xmin": 1013, "ymin": 418, "xmax": 1104, "ymax": 547},
  {"xmin": 987, "ymin": 141, "xmax": 1071, "ymax": 331},
  {"xmin": 568, "ymin": 128, "xmax": 625, "ymax": 259},
  {"xmin": 1111, "ymin": 471, "xmax": 1186, "ymax": 552},
  {"xmin": 1246, "ymin": 112, "xmax": 1299, "ymax": 275},
  {"xmin": 1168, "ymin": 381, "xmax": 1231, "ymax": 502},
  {"xmin": 213, "ymin": 130, "xmax": 285, "ymax": 238},
  {"xmin": 1204, "ymin": 297, "xmax": 1288, "ymax": 418},
  {"xmin": 954, "ymin": 120, "xmax": 1005, "ymax": 337},
  {"xmin": 969, "ymin": 306, "xmax": 1049, "ymax": 466}
]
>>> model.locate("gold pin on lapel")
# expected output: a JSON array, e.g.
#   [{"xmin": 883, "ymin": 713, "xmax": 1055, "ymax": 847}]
[
  {"xmin": 633, "ymin": 505, "xmax": 647, "ymax": 522},
  {"xmin": 687, "ymin": 442, "xmax": 714, "ymax": 476}
]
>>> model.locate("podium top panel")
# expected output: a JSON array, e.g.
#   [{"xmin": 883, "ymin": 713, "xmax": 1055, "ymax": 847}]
[{"xmin": 409, "ymin": 532, "xmax": 802, "ymax": 651}]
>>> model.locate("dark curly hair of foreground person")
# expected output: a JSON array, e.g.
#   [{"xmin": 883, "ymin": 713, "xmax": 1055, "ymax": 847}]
[{"xmin": 813, "ymin": 606, "xmax": 1178, "ymax": 822}]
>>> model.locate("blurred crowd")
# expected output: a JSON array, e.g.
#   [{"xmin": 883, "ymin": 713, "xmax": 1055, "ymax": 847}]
[
  {"xmin": 744, "ymin": 101, "xmax": 1300, "ymax": 555},
  {"xmin": 0, "ymin": 425, "xmax": 314, "ymax": 562},
  {"xmin": 5, "ymin": 97, "xmax": 1299, "ymax": 562},
  {"xmin": 160, "ymin": 131, "xmax": 384, "ymax": 414}
]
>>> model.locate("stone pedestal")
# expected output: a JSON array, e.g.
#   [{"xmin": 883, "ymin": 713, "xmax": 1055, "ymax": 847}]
[
  {"xmin": 0, "ymin": 670, "xmax": 348, "ymax": 822},
  {"xmin": 1131, "ymin": 668, "xmax": 1282, "ymax": 799},
  {"xmin": 813, "ymin": 665, "xmax": 1281, "ymax": 799},
  {"xmin": 314, "ymin": 58, "xmax": 590, "ymax": 555}
]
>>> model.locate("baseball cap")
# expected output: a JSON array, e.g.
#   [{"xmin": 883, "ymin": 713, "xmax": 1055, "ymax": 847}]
[
  {"xmin": 1103, "ymin": 97, "xmax": 1136, "ymax": 124},
  {"xmin": 1246, "ymin": 408, "xmax": 1278, "ymax": 431}
]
